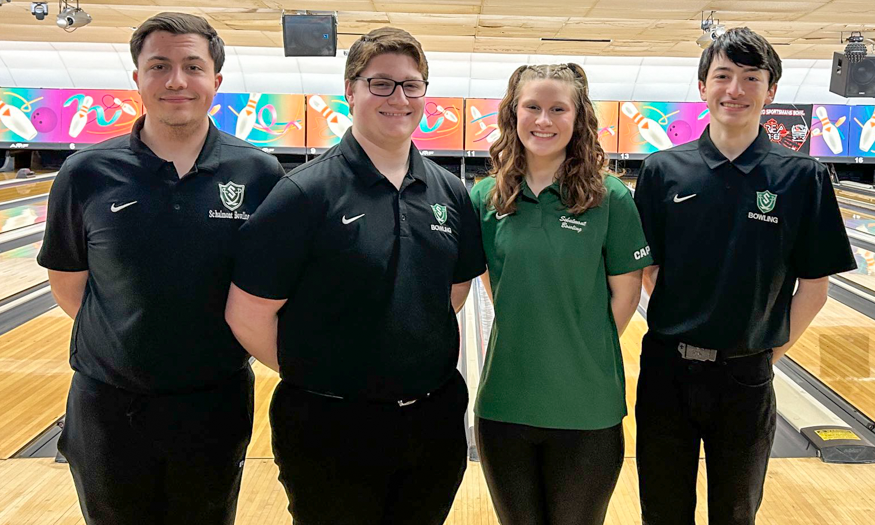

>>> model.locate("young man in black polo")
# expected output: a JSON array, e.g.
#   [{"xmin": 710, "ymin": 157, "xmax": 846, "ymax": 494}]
[
  {"xmin": 634, "ymin": 27, "xmax": 855, "ymax": 525},
  {"xmin": 38, "ymin": 12, "xmax": 284, "ymax": 525},
  {"xmin": 225, "ymin": 27, "xmax": 485, "ymax": 525}
]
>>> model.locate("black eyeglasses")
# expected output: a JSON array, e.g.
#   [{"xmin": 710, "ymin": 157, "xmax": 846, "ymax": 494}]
[{"xmin": 354, "ymin": 77, "xmax": 429, "ymax": 98}]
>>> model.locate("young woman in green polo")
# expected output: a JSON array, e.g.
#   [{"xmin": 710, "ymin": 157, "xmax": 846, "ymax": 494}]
[{"xmin": 470, "ymin": 63, "xmax": 653, "ymax": 525}]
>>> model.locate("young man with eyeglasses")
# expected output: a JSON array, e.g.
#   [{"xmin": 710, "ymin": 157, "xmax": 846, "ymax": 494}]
[{"xmin": 225, "ymin": 27, "xmax": 485, "ymax": 525}]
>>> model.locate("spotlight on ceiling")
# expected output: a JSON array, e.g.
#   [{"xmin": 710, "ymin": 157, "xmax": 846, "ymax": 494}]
[
  {"xmin": 56, "ymin": 0, "xmax": 91, "ymax": 32},
  {"xmin": 31, "ymin": 2, "xmax": 48, "ymax": 20},
  {"xmin": 697, "ymin": 11, "xmax": 726, "ymax": 49},
  {"xmin": 844, "ymin": 31, "xmax": 868, "ymax": 63}
]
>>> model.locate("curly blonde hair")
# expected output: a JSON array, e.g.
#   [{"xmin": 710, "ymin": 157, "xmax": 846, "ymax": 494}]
[{"xmin": 488, "ymin": 63, "xmax": 609, "ymax": 216}]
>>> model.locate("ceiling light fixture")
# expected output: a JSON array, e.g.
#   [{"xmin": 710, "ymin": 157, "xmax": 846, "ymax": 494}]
[
  {"xmin": 696, "ymin": 11, "xmax": 725, "ymax": 49},
  {"xmin": 56, "ymin": 0, "xmax": 91, "ymax": 32}
]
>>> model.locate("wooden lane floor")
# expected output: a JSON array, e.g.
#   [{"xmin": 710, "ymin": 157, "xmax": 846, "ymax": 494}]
[
  {"xmin": 3, "ymin": 427, "xmax": 875, "ymax": 523},
  {"xmin": 0, "ymin": 308, "xmax": 71, "ymax": 459},
  {"xmin": 0, "ymin": 177, "xmax": 54, "ymax": 206},
  {"xmin": 837, "ymin": 188, "xmax": 875, "ymax": 208},
  {"xmin": 787, "ymin": 296, "xmax": 875, "ymax": 421},
  {"xmin": 3, "ymin": 308, "xmax": 875, "ymax": 523},
  {"xmin": 0, "ymin": 242, "xmax": 47, "ymax": 301}
]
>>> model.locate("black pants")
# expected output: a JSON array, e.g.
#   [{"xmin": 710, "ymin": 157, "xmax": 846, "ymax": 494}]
[
  {"xmin": 59, "ymin": 367, "xmax": 255, "ymax": 525},
  {"xmin": 635, "ymin": 333, "xmax": 777, "ymax": 525},
  {"xmin": 272, "ymin": 370, "xmax": 469, "ymax": 525},
  {"xmin": 475, "ymin": 417, "xmax": 624, "ymax": 525}
]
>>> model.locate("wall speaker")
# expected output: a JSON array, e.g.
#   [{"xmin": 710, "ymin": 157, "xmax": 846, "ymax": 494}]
[
  {"xmin": 282, "ymin": 14, "xmax": 337, "ymax": 57},
  {"xmin": 829, "ymin": 52, "xmax": 875, "ymax": 98}
]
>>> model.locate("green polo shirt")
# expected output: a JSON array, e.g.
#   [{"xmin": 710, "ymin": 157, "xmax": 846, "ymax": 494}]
[{"xmin": 470, "ymin": 175, "xmax": 653, "ymax": 430}]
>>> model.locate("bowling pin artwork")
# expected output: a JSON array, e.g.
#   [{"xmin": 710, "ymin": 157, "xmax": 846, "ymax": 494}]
[
  {"xmin": 436, "ymin": 105, "xmax": 458, "ymax": 123},
  {"xmin": 68, "ymin": 96, "xmax": 93, "ymax": 139},
  {"xmin": 308, "ymin": 95, "xmax": 352, "ymax": 139},
  {"xmin": 621, "ymin": 102, "xmax": 673, "ymax": 151},
  {"xmin": 235, "ymin": 93, "xmax": 261, "ymax": 140},
  {"xmin": 860, "ymin": 113, "xmax": 875, "ymax": 153},
  {"xmin": 815, "ymin": 106, "xmax": 843, "ymax": 155},
  {"xmin": 0, "ymin": 100, "xmax": 38, "ymax": 141},
  {"xmin": 114, "ymin": 98, "xmax": 137, "ymax": 116},
  {"xmin": 470, "ymin": 106, "xmax": 500, "ymax": 144}
]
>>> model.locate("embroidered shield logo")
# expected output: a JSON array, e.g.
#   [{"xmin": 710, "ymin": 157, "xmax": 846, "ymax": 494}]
[
  {"xmin": 756, "ymin": 190, "xmax": 777, "ymax": 214},
  {"xmin": 219, "ymin": 182, "xmax": 245, "ymax": 211},
  {"xmin": 431, "ymin": 203, "xmax": 448, "ymax": 225}
]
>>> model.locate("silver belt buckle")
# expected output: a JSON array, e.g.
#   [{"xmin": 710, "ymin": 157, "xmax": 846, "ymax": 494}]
[{"xmin": 678, "ymin": 343, "xmax": 717, "ymax": 362}]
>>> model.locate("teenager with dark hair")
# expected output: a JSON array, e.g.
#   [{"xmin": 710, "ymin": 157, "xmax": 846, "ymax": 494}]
[
  {"xmin": 634, "ymin": 27, "xmax": 854, "ymax": 525},
  {"xmin": 470, "ymin": 63, "xmax": 652, "ymax": 525}
]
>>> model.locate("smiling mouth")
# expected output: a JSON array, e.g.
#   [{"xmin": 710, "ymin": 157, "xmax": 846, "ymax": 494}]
[
  {"xmin": 721, "ymin": 102, "xmax": 748, "ymax": 109},
  {"xmin": 379, "ymin": 111, "xmax": 411, "ymax": 117},
  {"xmin": 532, "ymin": 131, "xmax": 556, "ymax": 138}
]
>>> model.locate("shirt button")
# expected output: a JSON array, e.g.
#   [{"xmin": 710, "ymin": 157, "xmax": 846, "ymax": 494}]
[
  {"xmin": 401, "ymin": 213, "xmax": 407, "ymax": 221},
  {"xmin": 173, "ymin": 204, "xmax": 181, "ymax": 211}
]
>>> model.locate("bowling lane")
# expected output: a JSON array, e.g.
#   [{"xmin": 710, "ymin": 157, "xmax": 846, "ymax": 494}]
[
  {"xmin": 786, "ymin": 295, "xmax": 875, "ymax": 421},
  {"xmin": 0, "ymin": 173, "xmax": 55, "ymax": 204},
  {"xmin": 0, "ymin": 241, "xmax": 46, "ymax": 301},
  {"xmin": 0, "ymin": 307, "xmax": 71, "ymax": 459}
]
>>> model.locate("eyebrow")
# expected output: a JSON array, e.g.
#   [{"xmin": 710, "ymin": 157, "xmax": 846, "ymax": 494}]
[
  {"xmin": 146, "ymin": 55, "xmax": 206, "ymax": 62},
  {"xmin": 712, "ymin": 66, "xmax": 763, "ymax": 74},
  {"xmin": 366, "ymin": 73, "xmax": 424, "ymax": 81}
]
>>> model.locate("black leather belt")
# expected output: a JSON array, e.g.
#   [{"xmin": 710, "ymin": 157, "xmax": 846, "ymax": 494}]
[
  {"xmin": 302, "ymin": 388, "xmax": 432, "ymax": 407},
  {"xmin": 677, "ymin": 342, "xmax": 718, "ymax": 362}
]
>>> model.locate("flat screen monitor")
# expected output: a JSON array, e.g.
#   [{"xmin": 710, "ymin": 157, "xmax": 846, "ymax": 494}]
[{"xmin": 282, "ymin": 14, "xmax": 337, "ymax": 57}]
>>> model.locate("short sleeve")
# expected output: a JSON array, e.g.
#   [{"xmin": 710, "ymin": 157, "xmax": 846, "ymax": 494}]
[
  {"xmin": 37, "ymin": 162, "xmax": 88, "ymax": 271},
  {"xmin": 452, "ymin": 182, "xmax": 487, "ymax": 283},
  {"xmin": 604, "ymin": 180, "xmax": 653, "ymax": 275},
  {"xmin": 634, "ymin": 158, "xmax": 665, "ymax": 266},
  {"xmin": 232, "ymin": 177, "xmax": 315, "ymax": 299},
  {"xmin": 790, "ymin": 165, "xmax": 856, "ymax": 279}
]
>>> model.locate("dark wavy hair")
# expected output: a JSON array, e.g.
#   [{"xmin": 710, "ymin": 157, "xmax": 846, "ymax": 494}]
[{"xmin": 488, "ymin": 63, "xmax": 609, "ymax": 216}]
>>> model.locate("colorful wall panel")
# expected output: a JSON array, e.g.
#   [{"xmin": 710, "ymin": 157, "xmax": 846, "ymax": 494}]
[
  {"xmin": 594, "ymin": 101, "xmax": 619, "ymax": 154},
  {"xmin": 57, "ymin": 89, "xmax": 144, "ymax": 147},
  {"xmin": 217, "ymin": 93, "xmax": 305, "ymax": 152},
  {"xmin": 464, "ymin": 99, "xmax": 501, "ymax": 154},
  {"xmin": 413, "ymin": 98, "xmax": 463, "ymax": 155},
  {"xmin": 305, "ymin": 94, "xmax": 352, "ymax": 152},
  {"xmin": 849, "ymin": 106, "xmax": 875, "ymax": 158},
  {"xmin": 810, "ymin": 104, "xmax": 851, "ymax": 158},
  {"xmin": 618, "ymin": 101, "xmax": 710, "ymax": 155},
  {"xmin": 1, "ymin": 88, "xmax": 66, "ymax": 147},
  {"xmin": 760, "ymin": 104, "xmax": 811, "ymax": 155}
]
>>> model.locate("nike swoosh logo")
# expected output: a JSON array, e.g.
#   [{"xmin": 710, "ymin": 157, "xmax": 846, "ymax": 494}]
[
  {"xmin": 495, "ymin": 212, "xmax": 512, "ymax": 220},
  {"xmin": 111, "ymin": 201, "xmax": 138, "ymax": 212},
  {"xmin": 673, "ymin": 194, "xmax": 697, "ymax": 203},
  {"xmin": 342, "ymin": 213, "xmax": 365, "ymax": 225}
]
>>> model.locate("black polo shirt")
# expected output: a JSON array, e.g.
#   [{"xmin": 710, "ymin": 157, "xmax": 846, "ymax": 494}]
[
  {"xmin": 233, "ymin": 130, "xmax": 486, "ymax": 401},
  {"xmin": 38, "ymin": 117, "xmax": 285, "ymax": 393},
  {"xmin": 635, "ymin": 126, "xmax": 855, "ymax": 356}
]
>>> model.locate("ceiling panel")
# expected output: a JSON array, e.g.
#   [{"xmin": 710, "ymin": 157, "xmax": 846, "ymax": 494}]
[{"xmin": 0, "ymin": 0, "xmax": 872, "ymax": 60}]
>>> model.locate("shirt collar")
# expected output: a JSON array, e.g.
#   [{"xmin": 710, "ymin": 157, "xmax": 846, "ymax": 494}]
[
  {"xmin": 698, "ymin": 125, "xmax": 772, "ymax": 175},
  {"xmin": 340, "ymin": 129, "xmax": 427, "ymax": 187},
  {"xmin": 129, "ymin": 115, "xmax": 222, "ymax": 175},
  {"xmin": 520, "ymin": 179, "xmax": 561, "ymax": 201}
]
